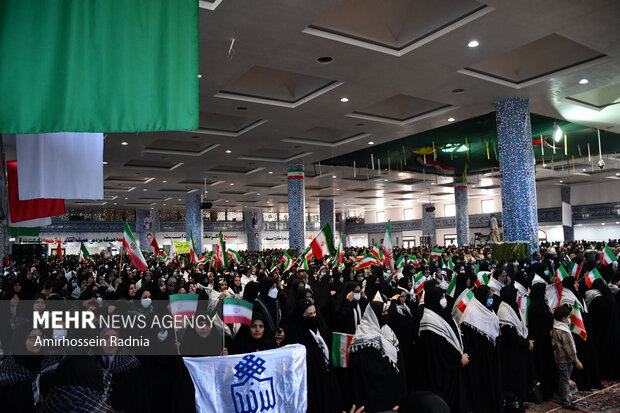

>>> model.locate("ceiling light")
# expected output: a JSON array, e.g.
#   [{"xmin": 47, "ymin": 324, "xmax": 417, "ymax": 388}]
[
  {"xmin": 163, "ymin": 204, "xmax": 166, "ymax": 206},
  {"xmin": 178, "ymin": 198, "xmax": 182, "ymax": 201},
  {"xmin": 225, "ymin": 150, "xmax": 231, "ymax": 154},
  {"xmin": 332, "ymin": 175, "xmax": 337, "ymax": 178},
  {"xmin": 197, "ymin": 74, "xmax": 202, "ymax": 78},
  {"xmin": 601, "ymin": 223, "xmax": 605, "ymax": 226},
  {"xmin": 103, "ymin": 161, "xmax": 108, "ymax": 165},
  {"xmin": 226, "ymin": 200, "xmax": 229, "ymax": 203},
  {"xmin": 257, "ymin": 193, "xmax": 260, "ymax": 196},
  {"xmin": 468, "ymin": 40, "xmax": 479, "ymax": 48},
  {"xmin": 616, "ymin": 172, "xmax": 620, "ymax": 176},
  {"xmin": 616, "ymin": 222, "xmax": 619, "ymax": 225},
  {"xmin": 124, "ymin": 197, "xmax": 128, "ymax": 200},
  {"xmin": 230, "ymin": 183, "xmax": 234, "ymax": 186},
  {"xmin": 559, "ymin": 180, "xmax": 563, "ymax": 183},
  {"xmin": 583, "ymin": 168, "xmax": 587, "ymax": 172},
  {"xmin": 448, "ymin": 117, "xmax": 455, "ymax": 122},
  {"xmin": 368, "ymin": 141, "xmax": 374, "ymax": 145},
  {"xmin": 143, "ymin": 188, "xmax": 147, "ymax": 191},
  {"xmin": 384, "ymin": 179, "xmax": 388, "ymax": 182},
  {"xmin": 121, "ymin": 141, "xmax": 128, "ymax": 146},
  {"xmin": 337, "ymin": 188, "xmax": 340, "ymax": 191},
  {"xmin": 162, "ymin": 180, "xmax": 167, "ymax": 183},
  {"xmin": 268, "ymin": 171, "xmax": 273, "ymax": 174},
  {"xmin": 552, "ymin": 122, "xmax": 562, "ymax": 143},
  {"xmin": 340, "ymin": 97, "xmax": 349, "ymax": 103},
  {"xmin": 578, "ymin": 78, "xmax": 589, "ymax": 85},
  {"xmin": 316, "ymin": 56, "xmax": 333, "ymax": 64}
]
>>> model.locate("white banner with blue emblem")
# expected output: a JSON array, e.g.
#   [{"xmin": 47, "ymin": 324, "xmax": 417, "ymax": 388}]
[{"xmin": 183, "ymin": 344, "xmax": 307, "ymax": 413}]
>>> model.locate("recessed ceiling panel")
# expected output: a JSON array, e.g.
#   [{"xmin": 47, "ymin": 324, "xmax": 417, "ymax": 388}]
[
  {"xmin": 566, "ymin": 81, "xmax": 620, "ymax": 110},
  {"xmin": 105, "ymin": 176, "xmax": 154, "ymax": 184},
  {"xmin": 124, "ymin": 160, "xmax": 183, "ymax": 171},
  {"xmin": 350, "ymin": 94, "xmax": 453, "ymax": 124},
  {"xmin": 143, "ymin": 139, "xmax": 219, "ymax": 156},
  {"xmin": 208, "ymin": 165, "xmax": 263, "ymax": 175},
  {"xmin": 282, "ymin": 127, "xmax": 370, "ymax": 147},
  {"xmin": 198, "ymin": 112, "xmax": 263, "ymax": 133}
]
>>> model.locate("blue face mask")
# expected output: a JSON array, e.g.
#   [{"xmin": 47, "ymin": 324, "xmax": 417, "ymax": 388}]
[
  {"xmin": 486, "ymin": 298, "xmax": 494, "ymax": 307},
  {"xmin": 71, "ymin": 282, "xmax": 77, "ymax": 288}
]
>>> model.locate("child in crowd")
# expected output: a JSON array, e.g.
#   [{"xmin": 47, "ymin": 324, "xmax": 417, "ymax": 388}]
[{"xmin": 550, "ymin": 305, "xmax": 583, "ymax": 411}]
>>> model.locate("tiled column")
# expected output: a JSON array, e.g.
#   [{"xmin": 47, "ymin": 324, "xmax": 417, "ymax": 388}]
[
  {"xmin": 319, "ymin": 199, "xmax": 335, "ymax": 242},
  {"xmin": 339, "ymin": 211, "xmax": 348, "ymax": 247},
  {"xmin": 244, "ymin": 209, "xmax": 264, "ymax": 251},
  {"xmin": 287, "ymin": 164, "xmax": 306, "ymax": 255},
  {"xmin": 561, "ymin": 186, "xmax": 574, "ymax": 242},
  {"xmin": 185, "ymin": 193, "xmax": 203, "ymax": 253},
  {"xmin": 454, "ymin": 178, "xmax": 470, "ymax": 246},
  {"xmin": 495, "ymin": 98, "xmax": 539, "ymax": 252},
  {"xmin": 422, "ymin": 203, "xmax": 436, "ymax": 246},
  {"xmin": 136, "ymin": 209, "xmax": 160, "ymax": 252},
  {"xmin": 0, "ymin": 224, "xmax": 7, "ymax": 264}
]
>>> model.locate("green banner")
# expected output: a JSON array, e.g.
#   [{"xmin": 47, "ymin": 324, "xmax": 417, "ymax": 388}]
[
  {"xmin": 174, "ymin": 241, "xmax": 191, "ymax": 255},
  {"xmin": 0, "ymin": 0, "xmax": 198, "ymax": 133}
]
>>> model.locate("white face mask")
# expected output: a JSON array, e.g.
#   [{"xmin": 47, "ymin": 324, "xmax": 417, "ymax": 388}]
[
  {"xmin": 141, "ymin": 297, "xmax": 152, "ymax": 308},
  {"xmin": 268, "ymin": 287, "xmax": 278, "ymax": 299},
  {"xmin": 339, "ymin": 277, "xmax": 344, "ymax": 283},
  {"xmin": 52, "ymin": 329, "xmax": 67, "ymax": 339},
  {"xmin": 439, "ymin": 297, "xmax": 447, "ymax": 309},
  {"xmin": 157, "ymin": 330, "xmax": 168, "ymax": 342},
  {"xmin": 234, "ymin": 266, "xmax": 238, "ymax": 271},
  {"xmin": 353, "ymin": 292, "xmax": 361, "ymax": 301}
]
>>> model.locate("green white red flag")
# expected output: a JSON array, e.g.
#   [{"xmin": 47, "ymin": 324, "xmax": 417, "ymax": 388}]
[
  {"xmin": 78, "ymin": 242, "xmax": 94, "ymax": 265},
  {"xmin": 601, "ymin": 244, "xmax": 617, "ymax": 265},
  {"xmin": 381, "ymin": 220, "xmax": 394, "ymax": 270},
  {"xmin": 570, "ymin": 261, "xmax": 582, "ymax": 278},
  {"xmin": 227, "ymin": 248, "xmax": 241, "ymax": 264},
  {"xmin": 282, "ymin": 253, "xmax": 294, "ymax": 271},
  {"xmin": 408, "ymin": 255, "xmax": 421, "ymax": 268},
  {"xmin": 150, "ymin": 236, "xmax": 160, "ymax": 256},
  {"xmin": 413, "ymin": 273, "xmax": 426, "ymax": 294},
  {"xmin": 309, "ymin": 224, "xmax": 336, "ymax": 260},
  {"xmin": 189, "ymin": 231, "xmax": 201, "ymax": 264},
  {"xmin": 569, "ymin": 300, "xmax": 587, "ymax": 340},
  {"xmin": 517, "ymin": 295, "xmax": 530, "ymax": 325},
  {"xmin": 554, "ymin": 265, "xmax": 569, "ymax": 283},
  {"xmin": 395, "ymin": 255, "xmax": 405, "ymax": 270},
  {"xmin": 122, "ymin": 221, "xmax": 147, "ymax": 270},
  {"xmin": 332, "ymin": 332, "xmax": 354, "ymax": 368},
  {"xmin": 430, "ymin": 248, "xmax": 443, "ymax": 259},
  {"xmin": 475, "ymin": 272, "xmax": 490, "ymax": 288},
  {"xmin": 445, "ymin": 256, "xmax": 455, "ymax": 270},
  {"xmin": 337, "ymin": 237, "xmax": 344, "ymax": 265},
  {"xmin": 371, "ymin": 244, "xmax": 384, "ymax": 261},
  {"xmin": 584, "ymin": 268, "xmax": 603, "ymax": 288},
  {"xmin": 445, "ymin": 275, "xmax": 457, "ymax": 297},
  {"xmin": 222, "ymin": 297, "xmax": 253, "ymax": 326},
  {"xmin": 355, "ymin": 253, "xmax": 378, "ymax": 270},
  {"xmin": 169, "ymin": 294, "xmax": 198, "ymax": 321},
  {"xmin": 455, "ymin": 289, "xmax": 474, "ymax": 314}
]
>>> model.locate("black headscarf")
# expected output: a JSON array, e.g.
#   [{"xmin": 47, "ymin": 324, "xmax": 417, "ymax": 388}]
[
  {"xmin": 474, "ymin": 285, "xmax": 491, "ymax": 305},
  {"xmin": 561, "ymin": 276, "xmax": 578, "ymax": 296},
  {"xmin": 499, "ymin": 284, "xmax": 520, "ymax": 320},
  {"xmin": 242, "ymin": 281, "xmax": 259, "ymax": 302}
]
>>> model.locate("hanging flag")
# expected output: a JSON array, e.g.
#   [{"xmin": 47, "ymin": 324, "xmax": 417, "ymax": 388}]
[
  {"xmin": 455, "ymin": 289, "xmax": 474, "ymax": 314},
  {"xmin": 430, "ymin": 248, "xmax": 443, "ymax": 259},
  {"xmin": 517, "ymin": 296, "xmax": 530, "ymax": 325},
  {"xmin": 381, "ymin": 220, "xmax": 394, "ymax": 270},
  {"xmin": 332, "ymin": 332, "xmax": 354, "ymax": 368},
  {"xmin": 395, "ymin": 255, "xmax": 405, "ymax": 270},
  {"xmin": 601, "ymin": 244, "xmax": 618, "ymax": 265},
  {"xmin": 0, "ymin": 0, "xmax": 198, "ymax": 134},
  {"xmin": 445, "ymin": 275, "xmax": 457, "ymax": 298},
  {"xmin": 570, "ymin": 261, "xmax": 582, "ymax": 278},
  {"xmin": 169, "ymin": 294, "xmax": 198, "ymax": 321},
  {"xmin": 554, "ymin": 265, "xmax": 569, "ymax": 283},
  {"xmin": 227, "ymin": 249, "xmax": 242, "ymax": 265},
  {"xmin": 475, "ymin": 272, "xmax": 490, "ymax": 288},
  {"xmin": 407, "ymin": 255, "xmax": 421, "ymax": 268},
  {"xmin": 122, "ymin": 221, "xmax": 147, "ymax": 271},
  {"xmin": 569, "ymin": 301, "xmax": 587, "ymax": 340},
  {"xmin": 8, "ymin": 226, "xmax": 40, "ymax": 237},
  {"xmin": 583, "ymin": 268, "xmax": 603, "ymax": 288},
  {"xmin": 57, "ymin": 241, "xmax": 63, "ymax": 262},
  {"xmin": 223, "ymin": 297, "xmax": 253, "ymax": 326},
  {"xmin": 413, "ymin": 273, "xmax": 426, "ymax": 295},
  {"xmin": 355, "ymin": 254, "xmax": 378, "ymax": 270},
  {"xmin": 416, "ymin": 157, "xmax": 453, "ymax": 171},
  {"xmin": 150, "ymin": 237, "xmax": 160, "ymax": 256},
  {"xmin": 16, "ymin": 133, "xmax": 103, "ymax": 200},
  {"xmin": 7, "ymin": 160, "xmax": 65, "ymax": 223},
  {"xmin": 308, "ymin": 224, "xmax": 336, "ymax": 260}
]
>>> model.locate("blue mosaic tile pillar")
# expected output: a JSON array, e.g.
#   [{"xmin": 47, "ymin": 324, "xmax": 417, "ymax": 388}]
[
  {"xmin": 495, "ymin": 98, "xmax": 539, "ymax": 252},
  {"xmin": 339, "ymin": 212, "xmax": 348, "ymax": 247},
  {"xmin": 244, "ymin": 209, "xmax": 264, "ymax": 251},
  {"xmin": 422, "ymin": 203, "xmax": 436, "ymax": 245},
  {"xmin": 561, "ymin": 186, "xmax": 574, "ymax": 242},
  {"xmin": 136, "ymin": 209, "xmax": 160, "ymax": 252},
  {"xmin": 319, "ymin": 199, "xmax": 335, "ymax": 242},
  {"xmin": 287, "ymin": 164, "xmax": 306, "ymax": 255},
  {"xmin": 454, "ymin": 179, "xmax": 470, "ymax": 246},
  {"xmin": 0, "ymin": 223, "xmax": 7, "ymax": 265},
  {"xmin": 185, "ymin": 193, "xmax": 203, "ymax": 253}
]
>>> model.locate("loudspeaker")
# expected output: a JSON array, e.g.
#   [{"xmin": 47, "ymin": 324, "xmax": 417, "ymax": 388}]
[
  {"xmin": 425, "ymin": 206, "xmax": 436, "ymax": 213},
  {"xmin": 200, "ymin": 202, "xmax": 213, "ymax": 210}
]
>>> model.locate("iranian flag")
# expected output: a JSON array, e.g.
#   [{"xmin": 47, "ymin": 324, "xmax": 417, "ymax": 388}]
[
  {"xmin": 601, "ymin": 244, "xmax": 618, "ymax": 265},
  {"xmin": 395, "ymin": 255, "xmax": 405, "ymax": 270},
  {"xmin": 169, "ymin": 237, "xmax": 177, "ymax": 259},
  {"xmin": 517, "ymin": 296, "xmax": 530, "ymax": 325},
  {"xmin": 282, "ymin": 253, "xmax": 294, "ymax": 271},
  {"xmin": 371, "ymin": 244, "xmax": 385, "ymax": 261},
  {"xmin": 408, "ymin": 255, "xmax": 421, "ymax": 268},
  {"xmin": 258, "ymin": 255, "xmax": 264, "ymax": 266},
  {"xmin": 57, "ymin": 241, "xmax": 63, "ymax": 262},
  {"xmin": 78, "ymin": 242, "xmax": 94, "ymax": 265},
  {"xmin": 302, "ymin": 245, "xmax": 314, "ymax": 262},
  {"xmin": 381, "ymin": 220, "xmax": 394, "ymax": 270},
  {"xmin": 122, "ymin": 221, "xmax": 147, "ymax": 270},
  {"xmin": 455, "ymin": 289, "xmax": 474, "ymax": 314},
  {"xmin": 430, "ymin": 248, "xmax": 443, "ymax": 259},
  {"xmin": 213, "ymin": 244, "xmax": 225, "ymax": 267},
  {"xmin": 169, "ymin": 294, "xmax": 198, "ymax": 321},
  {"xmin": 223, "ymin": 297, "xmax": 253, "ymax": 326},
  {"xmin": 355, "ymin": 254, "xmax": 378, "ymax": 270},
  {"xmin": 219, "ymin": 232, "xmax": 228, "ymax": 267},
  {"xmin": 309, "ymin": 224, "xmax": 336, "ymax": 260},
  {"xmin": 570, "ymin": 261, "xmax": 582, "ymax": 278},
  {"xmin": 444, "ymin": 256, "xmax": 455, "ymax": 270},
  {"xmin": 300, "ymin": 257, "xmax": 310, "ymax": 271},
  {"xmin": 413, "ymin": 273, "xmax": 426, "ymax": 294},
  {"xmin": 554, "ymin": 265, "xmax": 569, "ymax": 283},
  {"xmin": 332, "ymin": 332, "xmax": 354, "ymax": 368},
  {"xmin": 584, "ymin": 268, "xmax": 603, "ymax": 288},
  {"xmin": 475, "ymin": 272, "xmax": 490, "ymax": 288},
  {"xmin": 547, "ymin": 282, "xmax": 563, "ymax": 311},
  {"xmin": 445, "ymin": 275, "xmax": 457, "ymax": 297},
  {"xmin": 189, "ymin": 231, "xmax": 201, "ymax": 264},
  {"xmin": 150, "ymin": 237, "xmax": 160, "ymax": 256},
  {"xmin": 569, "ymin": 301, "xmax": 587, "ymax": 340},
  {"xmin": 337, "ymin": 238, "xmax": 344, "ymax": 265},
  {"xmin": 227, "ymin": 248, "xmax": 241, "ymax": 264}
]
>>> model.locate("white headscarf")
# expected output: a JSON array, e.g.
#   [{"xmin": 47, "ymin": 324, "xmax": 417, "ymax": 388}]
[
  {"xmin": 349, "ymin": 305, "xmax": 400, "ymax": 371},
  {"xmin": 497, "ymin": 301, "xmax": 528, "ymax": 339},
  {"xmin": 419, "ymin": 308, "xmax": 463, "ymax": 354},
  {"xmin": 459, "ymin": 296, "xmax": 500, "ymax": 345}
]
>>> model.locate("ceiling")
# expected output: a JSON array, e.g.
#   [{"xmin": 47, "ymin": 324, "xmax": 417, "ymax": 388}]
[{"xmin": 90, "ymin": 0, "xmax": 620, "ymax": 214}]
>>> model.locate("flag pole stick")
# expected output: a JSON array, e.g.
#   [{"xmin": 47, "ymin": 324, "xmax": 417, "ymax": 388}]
[{"xmin": 173, "ymin": 327, "xmax": 180, "ymax": 355}]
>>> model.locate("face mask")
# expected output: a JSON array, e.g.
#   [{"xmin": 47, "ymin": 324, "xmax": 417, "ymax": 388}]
[
  {"xmin": 357, "ymin": 277, "xmax": 364, "ymax": 282},
  {"xmin": 544, "ymin": 270, "xmax": 550, "ymax": 276},
  {"xmin": 234, "ymin": 266, "xmax": 237, "ymax": 271},
  {"xmin": 353, "ymin": 292, "xmax": 361, "ymax": 301},
  {"xmin": 339, "ymin": 277, "xmax": 344, "ymax": 283},
  {"xmin": 252, "ymin": 272, "xmax": 256, "ymax": 276},
  {"xmin": 52, "ymin": 329, "xmax": 67, "ymax": 339},
  {"xmin": 165, "ymin": 275, "xmax": 169, "ymax": 280},
  {"xmin": 460, "ymin": 270, "xmax": 465, "ymax": 274},
  {"xmin": 141, "ymin": 298, "xmax": 152, "ymax": 308},
  {"xmin": 439, "ymin": 297, "xmax": 447, "ymax": 309},
  {"xmin": 268, "ymin": 287, "xmax": 278, "ymax": 299},
  {"xmin": 71, "ymin": 283, "xmax": 77, "ymax": 288},
  {"xmin": 486, "ymin": 298, "xmax": 494, "ymax": 307},
  {"xmin": 96, "ymin": 297, "xmax": 103, "ymax": 302},
  {"xmin": 157, "ymin": 330, "xmax": 168, "ymax": 342},
  {"xmin": 386, "ymin": 270, "xmax": 391, "ymax": 275}
]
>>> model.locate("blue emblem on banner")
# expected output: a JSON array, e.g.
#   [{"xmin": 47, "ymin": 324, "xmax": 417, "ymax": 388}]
[{"xmin": 231, "ymin": 354, "xmax": 276, "ymax": 413}]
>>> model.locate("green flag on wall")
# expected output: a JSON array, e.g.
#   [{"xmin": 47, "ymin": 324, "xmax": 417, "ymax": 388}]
[{"xmin": 0, "ymin": 0, "xmax": 198, "ymax": 133}]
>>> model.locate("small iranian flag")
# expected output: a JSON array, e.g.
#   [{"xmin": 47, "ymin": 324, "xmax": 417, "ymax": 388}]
[
  {"xmin": 301, "ymin": 257, "xmax": 310, "ymax": 271},
  {"xmin": 475, "ymin": 272, "xmax": 490, "ymax": 288},
  {"xmin": 517, "ymin": 296, "xmax": 530, "ymax": 325},
  {"xmin": 150, "ymin": 237, "xmax": 160, "ymax": 256},
  {"xmin": 446, "ymin": 256, "xmax": 455, "ymax": 270},
  {"xmin": 309, "ymin": 224, "xmax": 336, "ymax": 260},
  {"xmin": 381, "ymin": 220, "xmax": 394, "ymax": 270},
  {"xmin": 219, "ymin": 231, "xmax": 228, "ymax": 267},
  {"xmin": 332, "ymin": 332, "xmax": 354, "ymax": 368},
  {"xmin": 445, "ymin": 275, "xmax": 457, "ymax": 297},
  {"xmin": 371, "ymin": 244, "xmax": 385, "ymax": 261},
  {"xmin": 258, "ymin": 255, "xmax": 264, "ymax": 265},
  {"xmin": 408, "ymin": 255, "xmax": 421, "ymax": 268},
  {"xmin": 570, "ymin": 261, "xmax": 582, "ymax": 278},
  {"xmin": 430, "ymin": 248, "xmax": 443, "ymax": 259},
  {"xmin": 395, "ymin": 255, "xmax": 405, "ymax": 270},
  {"xmin": 474, "ymin": 262, "xmax": 480, "ymax": 275},
  {"xmin": 355, "ymin": 254, "xmax": 378, "ymax": 270},
  {"xmin": 189, "ymin": 231, "xmax": 201, "ymax": 264},
  {"xmin": 169, "ymin": 294, "xmax": 198, "ymax": 321},
  {"xmin": 282, "ymin": 253, "xmax": 294, "ymax": 271},
  {"xmin": 413, "ymin": 273, "xmax": 426, "ymax": 294},
  {"xmin": 584, "ymin": 268, "xmax": 603, "ymax": 288},
  {"xmin": 601, "ymin": 244, "xmax": 618, "ymax": 265},
  {"xmin": 569, "ymin": 301, "xmax": 587, "ymax": 340},
  {"xmin": 78, "ymin": 242, "xmax": 94, "ymax": 265},
  {"xmin": 554, "ymin": 265, "xmax": 569, "ymax": 283},
  {"xmin": 303, "ymin": 246, "xmax": 314, "ymax": 262},
  {"xmin": 455, "ymin": 289, "xmax": 474, "ymax": 314},
  {"xmin": 547, "ymin": 282, "xmax": 563, "ymax": 311},
  {"xmin": 337, "ymin": 237, "xmax": 344, "ymax": 265},
  {"xmin": 227, "ymin": 248, "xmax": 241, "ymax": 264},
  {"xmin": 122, "ymin": 221, "xmax": 148, "ymax": 270},
  {"xmin": 223, "ymin": 297, "xmax": 253, "ymax": 326}
]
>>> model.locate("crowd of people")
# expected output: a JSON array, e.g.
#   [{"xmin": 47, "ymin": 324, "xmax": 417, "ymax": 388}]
[{"xmin": 0, "ymin": 240, "xmax": 618, "ymax": 412}]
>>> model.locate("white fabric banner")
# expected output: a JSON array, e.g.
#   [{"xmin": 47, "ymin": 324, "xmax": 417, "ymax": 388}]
[
  {"xmin": 183, "ymin": 344, "xmax": 307, "ymax": 413},
  {"xmin": 16, "ymin": 132, "xmax": 103, "ymax": 200}
]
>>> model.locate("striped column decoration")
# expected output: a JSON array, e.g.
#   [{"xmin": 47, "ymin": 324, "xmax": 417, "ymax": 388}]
[
  {"xmin": 495, "ymin": 98, "xmax": 539, "ymax": 252},
  {"xmin": 287, "ymin": 164, "xmax": 306, "ymax": 255},
  {"xmin": 454, "ymin": 178, "xmax": 470, "ymax": 246},
  {"xmin": 561, "ymin": 186, "xmax": 574, "ymax": 242},
  {"xmin": 319, "ymin": 199, "xmax": 335, "ymax": 245}
]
